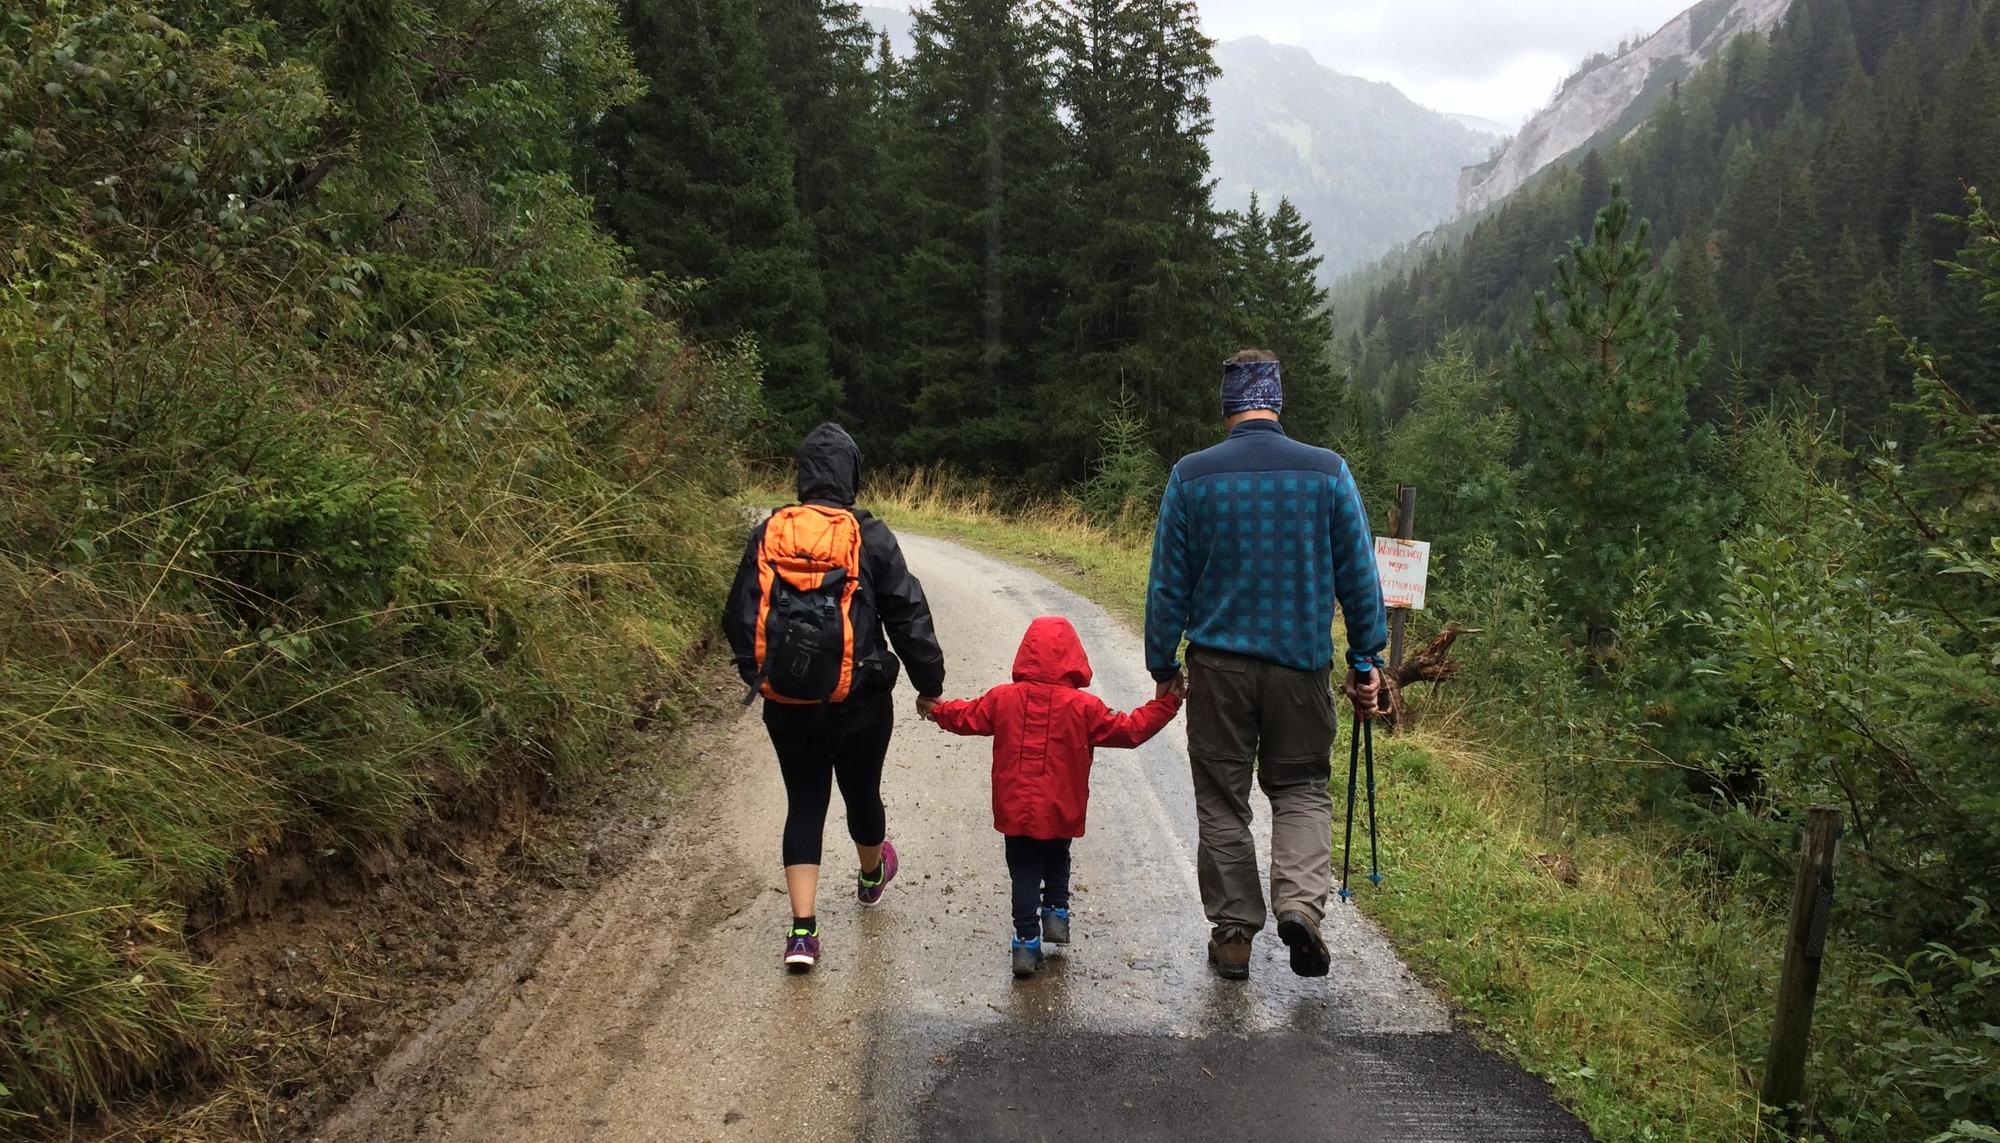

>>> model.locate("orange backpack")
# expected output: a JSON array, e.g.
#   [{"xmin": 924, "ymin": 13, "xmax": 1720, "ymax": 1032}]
[{"xmin": 749, "ymin": 504, "xmax": 864, "ymax": 704}]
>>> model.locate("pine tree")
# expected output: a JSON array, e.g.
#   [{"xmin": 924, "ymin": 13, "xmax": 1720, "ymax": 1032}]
[
  {"xmin": 1264, "ymin": 199, "xmax": 1332, "ymax": 357},
  {"xmin": 837, "ymin": 34, "xmax": 920, "ymax": 455},
  {"xmin": 1669, "ymin": 234, "xmax": 1728, "ymax": 420},
  {"xmin": 1384, "ymin": 334, "xmax": 1520, "ymax": 562},
  {"xmin": 1751, "ymin": 245, "xmax": 1830, "ymax": 401},
  {"xmin": 1356, "ymin": 317, "xmax": 1393, "ymax": 400},
  {"xmin": 593, "ymin": 0, "xmax": 836, "ymax": 432},
  {"xmin": 1225, "ymin": 195, "xmax": 1348, "ymax": 446},
  {"xmin": 1077, "ymin": 386, "xmax": 1166, "ymax": 531},
  {"xmin": 1574, "ymin": 148, "xmax": 1611, "ymax": 236},
  {"xmin": 1508, "ymin": 182, "xmax": 1712, "ymax": 653},
  {"xmin": 1820, "ymin": 229, "xmax": 1894, "ymax": 441},
  {"xmin": 891, "ymin": 0, "xmax": 1067, "ymax": 474},
  {"xmin": 1225, "ymin": 193, "xmax": 1272, "ymax": 329},
  {"xmin": 1815, "ymin": 59, "xmax": 1882, "ymax": 243},
  {"xmin": 1038, "ymin": 0, "xmax": 1230, "ymax": 472},
  {"xmin": 1804, "ymin": 0, "xmax": 1863, "ymax": 112},
  {"xmin": 755, "ymin": 0, "xmax": 897, "ymax": 428},
  {"xmin": 1891, "ymin": 210, "xmax": 1938, "ymax": 346}
]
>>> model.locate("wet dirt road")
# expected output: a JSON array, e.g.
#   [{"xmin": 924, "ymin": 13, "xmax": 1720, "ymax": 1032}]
[{"xmin": 316, "ymin": 534, "xmax": 1588, "ymax": 1143}]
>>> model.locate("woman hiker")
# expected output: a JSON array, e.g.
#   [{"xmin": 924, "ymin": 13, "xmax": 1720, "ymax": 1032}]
[{"xmin": 722, "ymin": 423, "xmax": 947, "ymax": 972}]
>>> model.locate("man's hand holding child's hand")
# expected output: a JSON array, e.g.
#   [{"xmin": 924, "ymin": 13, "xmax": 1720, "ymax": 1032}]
[{"xmin": 916, "ymin": 694, "xmax": 940, "ymax": 722}]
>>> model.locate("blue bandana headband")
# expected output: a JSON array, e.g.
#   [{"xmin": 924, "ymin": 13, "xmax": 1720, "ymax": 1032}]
[{"xmin": 1221, "ymin": 359, "xmax": 1283, "ymax": 416}]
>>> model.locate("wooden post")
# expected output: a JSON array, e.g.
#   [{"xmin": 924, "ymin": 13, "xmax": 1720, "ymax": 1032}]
[
  {"xmin": 1761, "ymin": 807, "xmax": 1842, "ymax": 1131},
  {"xmin": 1387, "ymin": 484, "xmax": 1417, "ymax": 670}
]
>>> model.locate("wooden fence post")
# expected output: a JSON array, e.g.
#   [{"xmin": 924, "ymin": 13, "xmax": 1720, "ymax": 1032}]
[
  {"xmin": 1387, "ymin": 484, "xmax": 1417, "ymax": 671},
  {"xmin": 1761, "ymin": 806, "xmax": 1842, "ymax": 1131}
]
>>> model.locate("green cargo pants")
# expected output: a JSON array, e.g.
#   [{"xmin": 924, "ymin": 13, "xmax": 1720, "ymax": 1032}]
[{"xmin": 1185, "ymin": 645, "xmax": 1338, "ymax": 939}]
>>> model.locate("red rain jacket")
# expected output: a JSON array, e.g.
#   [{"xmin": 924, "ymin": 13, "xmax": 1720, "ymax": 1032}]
[{"xmin": 930, "ymin": 616, "xmax": 1181, "ymax": 839}]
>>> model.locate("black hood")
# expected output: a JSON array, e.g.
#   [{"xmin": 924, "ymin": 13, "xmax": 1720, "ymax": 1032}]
[{"xmin": 796, "ymin": 422, "xmax": 861, "ymax": 506}]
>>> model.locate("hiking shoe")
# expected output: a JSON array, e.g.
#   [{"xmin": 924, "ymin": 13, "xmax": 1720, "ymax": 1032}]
[
  {"xmin": 1207, "ymin": 933, "xmax": 1251, "ymax": 980},
  {"xmin": 783, "ymin": 926, "xmax": 821, "ymax": 973},
  {"xmin": 1040, "ymin": 906, "xmax": 1072, "ymax": 945},
  {"xmin": 1011, "ymin": 936, "xmax": 1046, "ymax": 979},
  {"xmin": 1276, "ymin": 911, "xmax": 1331, "ymax": 977},
  {"xmin": 857, "ymin": 840, "xmax": 899, "ymax": 909}
]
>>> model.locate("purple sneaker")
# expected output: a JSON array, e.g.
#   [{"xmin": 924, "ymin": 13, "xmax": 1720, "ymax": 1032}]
[
  {"xmin": 783, "ymin": 926, "xmax": 820, "ymax": 973},
  {"xmin": 857, "ymin": 840, "xmax": 899, "ymax": 909}
]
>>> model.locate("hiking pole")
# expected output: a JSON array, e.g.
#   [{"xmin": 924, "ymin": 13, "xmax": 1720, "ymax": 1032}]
[
  {"xmin": 1363, "ymin": 715, "xmax": 1383, "ymax": 886},
  {"xmin": 1338, "ymin": 712, "xmax": 1361, "ymax": 902}
]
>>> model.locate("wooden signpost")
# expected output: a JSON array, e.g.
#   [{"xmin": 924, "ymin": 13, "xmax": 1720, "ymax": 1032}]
[
  {"xmin": 1382, "ymin": 484, "xmax": 1422, "ymax": 669},
  {"xmin": 1762, "ymin": 806, "xmax": 1842, "ymax": 1131}
]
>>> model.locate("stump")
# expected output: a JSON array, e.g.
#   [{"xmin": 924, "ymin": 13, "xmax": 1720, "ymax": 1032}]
[{"xmin": 1379, "ymin": 623, "xmax": 1476, "ymax": 733}]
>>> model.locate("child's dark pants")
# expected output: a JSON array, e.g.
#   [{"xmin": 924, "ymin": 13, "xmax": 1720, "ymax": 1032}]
[{"xmin": 1004, "ymin": 835, "xmax": 1073, "ymax": 939}]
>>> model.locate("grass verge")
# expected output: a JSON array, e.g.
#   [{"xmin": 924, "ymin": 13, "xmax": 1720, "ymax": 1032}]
[
  {"xmin": 1364, "ymin": 731, "xmax": 1766, "ymax": 1139},
  {"xmin": 817, "ymin": 472, "xmax": 1769, "ymax": 1141}
]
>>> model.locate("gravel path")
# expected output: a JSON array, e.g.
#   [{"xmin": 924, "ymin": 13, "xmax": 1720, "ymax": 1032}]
[{"xmin": 314, "ymin": 533, "xmax": 1589, "ymax": 1143}]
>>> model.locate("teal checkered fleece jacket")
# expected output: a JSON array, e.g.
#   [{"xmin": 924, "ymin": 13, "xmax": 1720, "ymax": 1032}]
[{"xmin": 1145, "ymin": 419, "xmax": 1388, "ymax": 681}]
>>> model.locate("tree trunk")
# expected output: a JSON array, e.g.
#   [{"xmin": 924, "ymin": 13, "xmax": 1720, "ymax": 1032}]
[{"xmin": 1380, "ymin": 623, "xmax": 1476, "ymax": 734}]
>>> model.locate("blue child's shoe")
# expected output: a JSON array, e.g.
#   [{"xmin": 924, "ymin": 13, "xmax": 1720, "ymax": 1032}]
[
  {"xmin": 1039, "ymin": 906, "xmax": 1071, "ymax": 945},
  {"xmin": 1010, "ymin": 935, "xmax": 1045, "ymax": 979}
]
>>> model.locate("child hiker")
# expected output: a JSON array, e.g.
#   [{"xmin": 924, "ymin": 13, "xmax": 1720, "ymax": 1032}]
[{"xmin": 925, "ymin": 616, "xmax": 1183, "ymax": 978}]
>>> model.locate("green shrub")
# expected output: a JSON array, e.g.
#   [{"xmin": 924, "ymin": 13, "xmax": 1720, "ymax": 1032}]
[
  {"xmin": 1385, "ymin": 184, "xmax": 2000, "ymax": 1138},
  {"xmin": 0, "ymin": 0, "xmax": 755, "ymax": 1127},
  {"xmin": 1075, "ymin": 387, "xmax": 1166, "ymax": 535}
]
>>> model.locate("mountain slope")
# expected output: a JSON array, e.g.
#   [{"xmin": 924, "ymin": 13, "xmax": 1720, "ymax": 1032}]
[
  {"xmin": 1210, "ymin": 37, "xmax": 1502, "ymax": 277},
  {"xmin": 1457, "ymin": 0, "xmax": 1793, "ymax": 215},
  {"xmin": 1448, "ymin": 112, "xmax": 1515, "ymax": 137},
  {"xmin": 1354, "ymin": 0, "xmax": 2000, "ymax": 432}
]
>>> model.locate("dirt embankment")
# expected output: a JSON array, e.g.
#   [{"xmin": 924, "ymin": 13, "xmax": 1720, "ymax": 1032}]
[{"xmin": 86, "ymin": 654, "xmax": 748, "ymax": 1143}]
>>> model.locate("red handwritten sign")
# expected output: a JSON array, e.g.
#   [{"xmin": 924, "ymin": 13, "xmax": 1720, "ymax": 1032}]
[{"xmin": 1374, "ymin": 537, "xmax": 1431, "ymax": 611}]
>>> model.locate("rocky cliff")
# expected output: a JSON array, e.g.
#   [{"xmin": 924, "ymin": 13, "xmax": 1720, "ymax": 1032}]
[{"xmin": 1457, "ymin": 0, "xmax": 1793, "ymax": 216}]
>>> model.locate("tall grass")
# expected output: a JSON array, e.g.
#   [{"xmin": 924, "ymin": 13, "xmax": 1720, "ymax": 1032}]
[
  {"xmin": 1364, "ymin": 725, "xmax": 1773, "ymax": 1139},
  {"xmin": 0, "ymin": 343, "xmax": 752, "ymax": 1126}
]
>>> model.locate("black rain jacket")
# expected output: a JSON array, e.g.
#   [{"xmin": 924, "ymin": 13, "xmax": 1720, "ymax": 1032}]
[{"xmin": 722, "ymin": 424, "xmax": 947, "ymax": 718}]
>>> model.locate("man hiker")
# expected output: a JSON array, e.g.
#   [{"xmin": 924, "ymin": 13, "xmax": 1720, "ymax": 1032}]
[{"xmin": 1144, "ymin": 349, "xmax": 1389, "ymax": 981}]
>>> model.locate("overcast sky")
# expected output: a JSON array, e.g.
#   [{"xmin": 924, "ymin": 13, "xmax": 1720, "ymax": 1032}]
[{"xmin": 1198, "ymin": 0, "xmax": 1694, "ymax": 128}]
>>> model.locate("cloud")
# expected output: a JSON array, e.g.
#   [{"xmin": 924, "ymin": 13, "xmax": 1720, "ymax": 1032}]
[
  {"xmin": 1197, "ymin": 0, "xmax": 1695, "ymax": 125},
  {"xmin": 885, "ymin": 0, "xmax": 1701, "ymax": 128}
]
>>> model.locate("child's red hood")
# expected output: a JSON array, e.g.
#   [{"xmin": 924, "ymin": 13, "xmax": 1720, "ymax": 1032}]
[
  {"xmin": 929, "ymin": 614, "xmax": 1179, "ymax": 841},
  {"xmin": 1011, "ymin": 616, "xmax": 1092, "ymax": 688}
]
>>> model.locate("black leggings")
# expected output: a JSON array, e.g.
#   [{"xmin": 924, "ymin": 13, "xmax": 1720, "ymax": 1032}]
[
  {"xmin": 767, "ymin": 698, "xmax": 893, "ymax": 867},
  {"xmin": 1004, "ymin": 835, "xmax": 1073, "ymax": 939}
]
